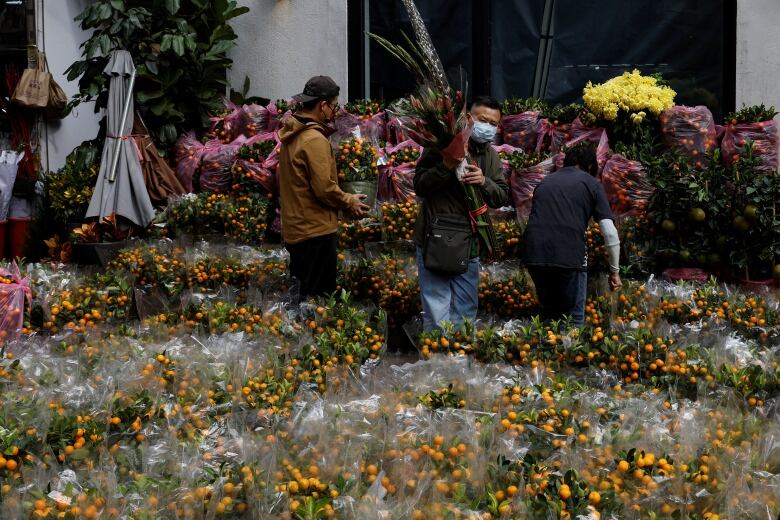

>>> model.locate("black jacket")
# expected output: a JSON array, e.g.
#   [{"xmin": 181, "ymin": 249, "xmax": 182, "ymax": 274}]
[{"xmin": 413, "ymin": 140, "xmax": 509, "ymax": 250}]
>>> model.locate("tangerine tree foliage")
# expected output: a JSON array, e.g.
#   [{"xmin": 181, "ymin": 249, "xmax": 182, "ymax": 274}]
[{"xmin": 64, "ymin": 0, "xmax": 249, "ymax": 152}]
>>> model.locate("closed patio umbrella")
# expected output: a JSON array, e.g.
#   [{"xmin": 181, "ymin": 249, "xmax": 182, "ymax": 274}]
[{"xmin": 86, "ymin": 50, "xmax": 155, "ymax": 227}]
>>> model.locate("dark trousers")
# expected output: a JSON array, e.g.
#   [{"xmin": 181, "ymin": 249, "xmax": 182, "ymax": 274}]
[
  {"xmin": 528, "ymin": 266, "xmax": 587, "ymax": 326},
  {"xmin": 285, "ymin": 233, "xmax": 337, "ymax": 301}
]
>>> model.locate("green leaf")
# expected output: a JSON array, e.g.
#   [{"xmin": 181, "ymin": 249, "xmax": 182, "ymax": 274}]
[
  {"xmin": 136, "ymin": 90, "xmax": 165, "ymax": 103},
  {"xmin": 98, "ymin": 34, "xmax": 112, "ymax": 56},
  {"xmin": 164, "ymin": 0, "xmax": 181, "ymax": 14},
  {"xmin": 109, "ymin": 0, "xmax": 124, "ymax": 10},
  {"xmin": 206, "ymin": 40, "xmax": 235, "ymax": 57},
  {"xmin": 160, "ymin": 34, "xmax": 173, "ymax": 53},
  {"xmin": 145, "ymin": 60, "xmax": 159, "ymax": 75},
  {"xmin": 172, "ymin": 35, "xmax": 185, "ymax": 56}
]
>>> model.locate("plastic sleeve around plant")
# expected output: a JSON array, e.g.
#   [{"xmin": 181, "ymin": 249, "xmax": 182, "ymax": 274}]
[
  {"xmin": 535, "ymin": 118, "xmax": 573, "ymax": 153},
  {"xmin": 567, "ymin": 118, "xmax": 610, "ymax": 173},
  {"xmin": 598, "ymin": 218, "xmax": 620, "ymax": 272},
  {"xmin": 659, "ymin": 105, "xmax": 718, "ymax": 168},
  {"xmin": 600, "ymin": 154, "xmax": 654, "ymax": 217},
  {"xmin": 199, "ymin": 141, "xmax": 242, "ymax": 194},
  {"xmin": 721, "ymin": 119, "xmax": 780, "ymax": 174},
  {"xmin": 492, "ymin": 144, "xmax": 523, "ymax": 181},
  {"xmin": 208, "ymin": 100, "xmax": 251, "ymax": 142},
  {"xmin": 378, "ymin": 163, "xmax": 417, "ymax": 203},
  {"xmin": 173, "ymin": 131, "xmax": 205, "ymax": 193},
  {"xmin": 509, "ymin": 153, "xmax": 561, "ymax": 218},
  {"xmin": 500, "ymin": 111, "xmax": 542, "ymax": 152}
]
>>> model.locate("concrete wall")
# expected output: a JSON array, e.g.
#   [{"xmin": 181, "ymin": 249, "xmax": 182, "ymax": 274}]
[
  {"xmin": 736, "ymin": 1, "xmax": 780, "ymax": 115},
  {"xmin": 229, "ymin": 0, "xmax": 349, "ymax": 102},
  {"xmin": 40, "ymin": 0, "xmax": 101, "ymax": 172}
]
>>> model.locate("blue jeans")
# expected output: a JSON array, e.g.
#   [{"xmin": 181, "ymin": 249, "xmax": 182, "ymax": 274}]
[
  {"xmin": 527, "ymin": 267, "xmax": 587, "ymax": 327},
  {"xmin": 416, "ymin": 247, "xmax": 480, "ymax": 331}
]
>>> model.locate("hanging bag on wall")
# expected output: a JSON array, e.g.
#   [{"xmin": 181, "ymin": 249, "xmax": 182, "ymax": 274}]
[
  {"xmin": 45, "ymin": 54, "xmax": 68, "ymax": 119},
  {"xmin": 11, "ymin": 51, "xmax": 50, "ymax": 109}
]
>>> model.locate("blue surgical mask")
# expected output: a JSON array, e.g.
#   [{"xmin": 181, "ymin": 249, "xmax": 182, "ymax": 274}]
[{"xmin": 471, "ymin": 121, "xmax": 497, "ymax": 143}]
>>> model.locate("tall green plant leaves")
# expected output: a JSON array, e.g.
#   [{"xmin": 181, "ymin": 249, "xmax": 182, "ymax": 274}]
[{"xmin": 65, "ymin": 0, "xmax": 249, "ymax": 153}]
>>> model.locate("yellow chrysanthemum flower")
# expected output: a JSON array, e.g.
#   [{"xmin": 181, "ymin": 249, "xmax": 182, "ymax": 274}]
[{"xmin": 583, "ymin": 70, "xmax": 676, "ymax": 121}]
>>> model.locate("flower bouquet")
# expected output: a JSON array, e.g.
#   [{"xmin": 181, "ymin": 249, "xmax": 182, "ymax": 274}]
[
  {"xmin": 370, "ymin": 0, "xmax": 497, "ymax": 256},
  {"xmin": 583, "ymin": 69, "xmax": 676, "ymax": 147}
]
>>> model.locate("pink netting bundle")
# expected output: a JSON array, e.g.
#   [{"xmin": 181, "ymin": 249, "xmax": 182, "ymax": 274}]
[
  {"xmin": 199, "ymin": 139, "xmax": 242, "ymax": 193},
  {"xmin": 0, "ymin": 263, "xmax": 30, "ymax": 346},
  {"xmin": 721, "ymin": 120, "xmax": 780, "ymax": 174},
  {"xmin": 492, "ymin": 144, "xmax": 523, "ymax": 181},
  {"xmin": 174, "ymin": 131, "xmax": 205, "ymax": 193},
  {"xmin": 601, "ymin": 154, "xmax": 655, "ymax": 217},
  {"xmin": 208, "ymin": 100, "xmax": 250, "ymax": 143},
  {"xmin": 660, "ymin": 106, "xmax": 718, "ymax": 168},
  {"xmin": 334, "ymin": 110, "xmax": 387, "ymax": 143},
  {"xmin": 501, "ymin": 111, "xmax": 542, "ymax": 151},
  {"xmin": 536, "ymin": 119, "xmax": 573, "ymax": 153},
  {"xmin": 510, "ymin": 153, "xmax": 562, "ymax": 218},
  {"xmin": 234, "ymin": 133, "xmax": 281, "ymax": 195}
]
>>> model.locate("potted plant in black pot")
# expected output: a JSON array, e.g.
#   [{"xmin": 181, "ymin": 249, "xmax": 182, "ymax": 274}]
[{"xmin": 70, "ymin": 214, "xmax": 135, "ymax": 266}]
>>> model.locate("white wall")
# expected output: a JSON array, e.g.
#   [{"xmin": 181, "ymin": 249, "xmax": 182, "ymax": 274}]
[
  {"xmin": 229, "ymin": 0, "xmax": 349, "ymax": 102},
  {"xmin": 40, "ymin": 0, "xmax": 101, "ymax": 172},
  {"xmin": 736, "ymin": 1, "xmax": 780, "ymax": 115}
]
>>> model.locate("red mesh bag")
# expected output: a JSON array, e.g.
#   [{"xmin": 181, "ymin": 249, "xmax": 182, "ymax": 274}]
[
  {"xmin": 510, "ymin": 153, "xmax": 563, "ymax": 218},
  {"xmin": 601, "ymin": 154, "xmax": 655, "ymax": 218},
  {"xmin": 501, "ymin": 111, "xmax": 542, "ymax": 151},
  {"xmin": 174, "ymin": 131, "xmax": 205, "ymax": 193},
  {"xmin": 0, "ymin": 263, "xmax": 30, "ymax": 346},
  {"xmin": 536, "ymin": 119, "xmax": 573, "ymax": 153},
  {"xmin": 199, "ymin": 139, "xmax": 242, "ymax": 193},
  {"xmin": 660, "ymin": 106, "xmax": 718, "ymax": 168},
  {"xmin": 721, "ymin": 120, "xmax": 779, "ymax": 174}
]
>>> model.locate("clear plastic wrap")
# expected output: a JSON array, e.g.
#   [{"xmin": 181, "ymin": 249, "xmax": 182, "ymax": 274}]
[
  {"xmin": 377, "ymin": 140, "xmax": 422, "ymax": 203},
  {"xmin": 721, "ymin": 119, "xmax": 780, "ymax": 174},
  {"xmin": 660, "ymin": 105, "xmax": 718, "ymax": 168},
  {"xmin": 601, "ymin": 153, "xmax": 655, "ymax": 217}
]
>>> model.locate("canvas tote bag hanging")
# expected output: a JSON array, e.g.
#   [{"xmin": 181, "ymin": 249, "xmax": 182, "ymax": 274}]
[{"xmin": 11, "ymin": 51, "xmax": 50, "ymax": 109}]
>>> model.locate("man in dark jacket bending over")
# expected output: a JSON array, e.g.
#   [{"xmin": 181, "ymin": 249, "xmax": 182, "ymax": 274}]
[{"xmin": 522, "ymin": 142, "xmax": 622, "ymax": 327}]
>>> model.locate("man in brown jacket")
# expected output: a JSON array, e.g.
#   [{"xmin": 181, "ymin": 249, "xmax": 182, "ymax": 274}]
[{"xmin": 278, "ymin": 76, "xmax": 368, "ymax": 300}]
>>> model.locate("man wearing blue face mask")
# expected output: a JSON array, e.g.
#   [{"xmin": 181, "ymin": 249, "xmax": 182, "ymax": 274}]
[{"xmin": 414, "ymin": 96, "xmax": 509, "ymax": 331}]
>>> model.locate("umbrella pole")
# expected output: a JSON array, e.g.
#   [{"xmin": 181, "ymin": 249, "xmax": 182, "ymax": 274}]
[{"xmin": 107, "ymin": 69, "xmax": 136, "ymax": 183}]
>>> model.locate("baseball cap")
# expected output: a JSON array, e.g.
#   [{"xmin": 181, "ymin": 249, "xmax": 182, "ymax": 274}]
[{"xmin": 292, "ymin": 75, "xmax": 340, "ymax": 103}]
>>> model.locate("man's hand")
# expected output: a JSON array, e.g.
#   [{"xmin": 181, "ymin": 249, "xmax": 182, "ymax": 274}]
[
  {"xmin": 346, "ymin": 194, "xmax": 370, "ymax": 218},
  {"xmin": 462, "ymin": 164, "xmax": 485, "ymax": 185},
  {"xmin": 608, "ymin": 271, "xmax": 622, "ymax": 292}
]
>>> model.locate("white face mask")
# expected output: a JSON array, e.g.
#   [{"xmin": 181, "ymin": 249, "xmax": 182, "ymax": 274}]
[{"xmin": 471, "ymin": 121, "xmax": 497, "ymax": 143}]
